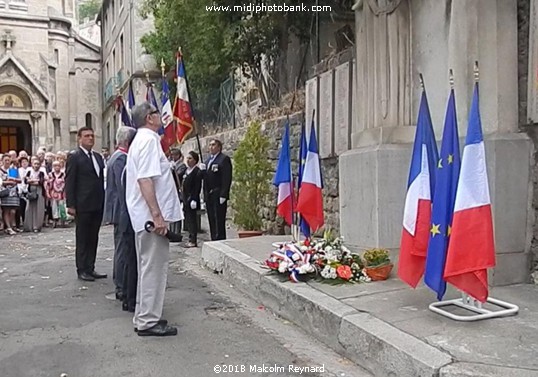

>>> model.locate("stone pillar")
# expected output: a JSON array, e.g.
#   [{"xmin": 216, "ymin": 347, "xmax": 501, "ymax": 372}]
[{"xmin": 342, "ymin": 0, "xmax": 533, "ymax": 285}]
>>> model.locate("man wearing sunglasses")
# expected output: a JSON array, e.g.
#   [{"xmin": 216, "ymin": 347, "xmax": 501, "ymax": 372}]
[{"xmin": 125, "ymin": 102, "xmax": 182, "ymax": 337}]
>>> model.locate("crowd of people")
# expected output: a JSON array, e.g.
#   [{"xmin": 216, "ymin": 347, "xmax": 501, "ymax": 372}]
[
  {"xmin": 63, "ymin": 101, "xmax": 233, "ymax": 337},
  {"xmin": 0, "ymin": 101, "xmax": 233, "ymax": 337},
  {"xmin": 0, "ymin": 148, "xmax": 73, "ymax": 234}
]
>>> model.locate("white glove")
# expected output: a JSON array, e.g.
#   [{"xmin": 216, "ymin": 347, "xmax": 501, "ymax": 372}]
[
  {"xmin": 219, "ymin": 197, "xmax": 226, "ymax": 205},
  {"xmin": 190, "ymin": 200, "xmax": 197, "ymax": 209},
  {"xmin": 199, "ymin": 163, "xmax": 206, "ymax": 171}
]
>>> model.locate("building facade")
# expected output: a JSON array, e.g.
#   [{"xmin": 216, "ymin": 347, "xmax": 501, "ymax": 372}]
[
  {"xmin": 0, "ymin": 0, "xmax": 101, "ymax": 154},
  {"xmin": 98, "ymin": 0, "xmax": 158, "ymax": 149}
]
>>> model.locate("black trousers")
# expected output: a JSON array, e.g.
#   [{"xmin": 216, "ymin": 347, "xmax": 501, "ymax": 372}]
[
  {"xmin": 75, "ymin": 210, "xmax": 103, "ymax": 274},
  {"xmin": 16, "ymin": 199, "xmax": 26, "ymax": 228},
  {"xmin": 206, "ymin": 192, "xmax": 227, "ymax": 241},
  {"xmin": 121, "ymin": 228, "xmax": 137, "ymax": 311},
  {"xmin": 113, "ymin": 225, "xmax": 126, "ymax": 292},
  {"xmin": 184, "ymin": 206, "xmax": 198, "ymax": 244}
]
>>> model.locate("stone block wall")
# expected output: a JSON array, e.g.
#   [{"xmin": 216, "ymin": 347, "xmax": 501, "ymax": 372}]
[
  {"xmin": 518, "ymin": 0, "xmax": 538, "ymax": 274},
  {"xmin": 182, "ymin": 112, "xmax": 340, "ymax": 235}
]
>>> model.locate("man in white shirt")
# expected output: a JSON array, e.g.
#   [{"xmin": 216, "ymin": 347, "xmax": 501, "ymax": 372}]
[{"xmin": 126, "ymin": 102, "xmax": 182, "ymax": 337}]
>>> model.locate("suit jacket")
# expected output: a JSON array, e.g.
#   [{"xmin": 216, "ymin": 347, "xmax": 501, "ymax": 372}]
[
  {"xmin": 203, "ymin": 153, "xmax": 232, "ymax": 199},
  {"xmin": 103, "ymin": 150, "xmax": 127, "ymax": 224},
  {"xmin": 65, "ymin": 147, "xmax": 105, "ymax": 213},
  {"xmin": 182, "ymin": 167, "xmax": 203, "ymax": 210},
  {"xmin": 118, "ymin": 162, "xmax": 133, "ymax": 234}
]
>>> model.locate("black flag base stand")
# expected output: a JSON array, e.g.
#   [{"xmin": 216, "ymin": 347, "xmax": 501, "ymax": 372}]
[{"xmin": 429, "ymin": 291, "xmax": 519, "ymax": 322}]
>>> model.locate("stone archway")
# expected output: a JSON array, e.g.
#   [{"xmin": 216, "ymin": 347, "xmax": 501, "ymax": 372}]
[{"xmin": 0, "ymin": 85, "xmax": 34, "ymax": 153}]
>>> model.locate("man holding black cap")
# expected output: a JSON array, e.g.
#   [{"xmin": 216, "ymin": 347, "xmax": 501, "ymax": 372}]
[{"xmin": 125, "ymin": 101, "xmax": 182, "ymax": 337}]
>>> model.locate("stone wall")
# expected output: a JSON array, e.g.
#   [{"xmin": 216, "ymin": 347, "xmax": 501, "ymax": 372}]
[
  {"xmin": 182, "ymin": 111, "xmax": 340, "ymax": 235},
  {"xmin": 519, "ymin": 0, "xmax": 538, "ymax": 274}
]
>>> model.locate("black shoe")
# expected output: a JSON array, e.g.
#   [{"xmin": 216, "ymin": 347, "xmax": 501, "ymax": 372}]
[
  {"xmin": 116, "ymin": 291, "xmax": 124, "ymax": 300},
  {"xmin": 90, "ymin": 271, "xmax": 107, "ymax": 279},
  {"xmin": 78, "ymin": 272, "xmax": 95, "ymax": 281},
  {"xmin": 137, "ymin": 322, "xmax": 177, "ymax": 337},
  {"xmin": 134, "ymin": 319, "xmax": 167, "ymax": 333}
]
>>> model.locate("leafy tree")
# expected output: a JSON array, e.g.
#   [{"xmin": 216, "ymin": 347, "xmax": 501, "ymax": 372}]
[
  {"xmin": 79, "ymin": 0, "xmax": 102, "ymax": 21},
  {"xmin": 140, "ymin": 0, "xmax": 232, "ymax": 121},
  {"xmin": 140, "ymin": 0, "xmax": 351, "ymax": 112}
]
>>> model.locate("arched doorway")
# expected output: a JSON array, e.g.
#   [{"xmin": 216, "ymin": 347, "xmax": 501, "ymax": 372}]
[
  {"xmin": 0, "ymin": 119, "xmax": 32, "ymax": 153},
  {"xmin": 0, "ymin": 85, "xmax": 33, "ymax": 153}
]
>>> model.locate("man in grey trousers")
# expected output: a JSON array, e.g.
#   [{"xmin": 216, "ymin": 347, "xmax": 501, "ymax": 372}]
[{"xmin": 125, "ymin": 102, "xmax": 183, "ymax": 336}]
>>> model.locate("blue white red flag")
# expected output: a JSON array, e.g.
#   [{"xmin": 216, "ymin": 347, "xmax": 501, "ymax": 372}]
[
  {"xmin": 296, "ymin": 120, "xmax": 324, "ymax": 232},
  {"xmin": 115, "ymin": 96, "xmax": 132, "ymax": 128},
  {"xmin": 297, "ymin": 121, "xmax": 311, "ymax": 238},
  {"xmin": 146, "ymin": 83, "xmax": 164, "ymax": 136},
  {"xmin": 424, "ymin": 88, "xmax": 461, "ymax": 300},
  {"xmin": 161, "ymin": 76, "xmax": 176, "ymax": 149},
  {"xmin": 173, "ymin": 51, "xmax": 194, "ymax": 144},
  {"xmin": 444, "ymin": 82, "xmax": 495, "ymax": 302},
  {"xmin": 273, "ymin": 121, "xmax": 293, "ymax": 226},
  {"xmin": 127, "ymin": 81, "xmax": 135, "ymax": 115},
  {"xmin": 398, "ymin": 89, "xmax": 439, "ymax": 288}
]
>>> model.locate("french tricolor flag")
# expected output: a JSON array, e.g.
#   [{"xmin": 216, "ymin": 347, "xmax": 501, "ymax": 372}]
[
  {"xmin": 127, "ymin": 81, "xmax": 135, "ymax": 115},
  {"xmin": 273, "ymin": 121, "xmax": 293, "ymax": 226},
  {"xmin": 444, "ymin": 82, "xmax": 495, "ymax": 302},
  {"xmin": 173, "ymin": 51, "xmax": 194, "ymax": 144},
  {"xmin": 398, "ymin": 89, "xmax": 439, "ymax": 288},
  {"xmin": 296, "ymin": 120, "xmax": 324, "ymax": 232},
  {"xmin": 161, "ymin": 76, "xmax": 176, "ymax": 149}
]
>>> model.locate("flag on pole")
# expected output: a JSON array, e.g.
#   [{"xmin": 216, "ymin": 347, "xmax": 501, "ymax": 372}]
[
  {"xmin": 424, "ymin": 88, "xmax": 461, "ymax": 300},
  {"xmin": 146, "ymin": 83, "xmax": 160, "ymax": 110},
  {"xmin": 127, "ymin": 81, "xmax": 135, "ymax": 115},
  {"xmin": 161, "ymin": 76, "xmax": 176, "ymax": 148},
  {"xmin": 273, "ymin": 121, "xmax": 293, "ymax": 226},
  {"xmin": 398, "ymin": 89, "xmax": 439, "ymax": 288},
  {"xmin": 146, "ymin": 82, "xmax": 164, "ymax": 135},
  {"xmin": 115, "ymin": 96, "xmax": 132, "ymax": 128},
  {"xmin": 296, "ymin": 120, "xmax": 324, "ymax": 232},
  {"xmin": 173, "ymin": 51, "xmax": 194, "ymax": 144},
  {"xmin": 297, "ymin": 121, "xmax": 311, "ymax": 238},
  {"xmin": 444, "ymin": 82, "xmax": 495, "ymax": 303}
]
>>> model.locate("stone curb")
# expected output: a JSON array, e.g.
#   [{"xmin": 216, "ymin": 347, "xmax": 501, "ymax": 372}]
[{"xmin": 201, "ymin": 241, "xmax": 453, "ymax": 377}]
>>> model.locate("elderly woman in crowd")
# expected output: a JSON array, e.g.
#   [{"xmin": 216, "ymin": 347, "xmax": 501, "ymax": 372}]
[
  {"xmin": 24, "ymin": 157, "xmax": 46, "ymax": 233},
  {"xmin": 0, "ymin": 154, "xmax": 22, "ymax": 235},
  {"xmin": 47, "ymin": 160, "xmax": 66, "ymax": 228}
]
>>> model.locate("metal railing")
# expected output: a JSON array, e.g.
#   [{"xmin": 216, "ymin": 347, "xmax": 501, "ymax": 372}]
[{"xmin": 104, "ymin": 76, "xmax": 118, "ymax": 103}]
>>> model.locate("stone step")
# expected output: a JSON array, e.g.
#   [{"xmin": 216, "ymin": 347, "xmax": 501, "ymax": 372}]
[{"xmin": 201, "ymin": 240, "xmax": 453, "ymax": 377}]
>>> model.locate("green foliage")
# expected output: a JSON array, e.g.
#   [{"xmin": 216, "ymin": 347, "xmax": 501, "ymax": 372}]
[
  {"xmin": 139, "ymin": 0, "xmax": 317, "ymax": 109},
  {"xmin": 363, "ymin": 248, "xmax": 391, "ymax": 267},
  {"xmin": 79, "ymin": 0, "xmax": 101, "ymax": 21},
  {"xmin": 231, "ymin": 121, "xmax": 272, "ymax": 231},
  {"xmin": 140, "ymin": 0, "xmax": 232, "ymax": 113}
]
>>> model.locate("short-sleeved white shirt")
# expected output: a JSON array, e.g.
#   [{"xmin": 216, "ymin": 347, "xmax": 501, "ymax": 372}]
[{"xmin": 125, "ymin": 127, "xmax": 182, "ymax": 233}]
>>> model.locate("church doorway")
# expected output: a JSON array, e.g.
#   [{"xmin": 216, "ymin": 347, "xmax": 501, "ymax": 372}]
[{"xmin": 0, "ymin": 120, "xmax": 32, "ymax": 154}]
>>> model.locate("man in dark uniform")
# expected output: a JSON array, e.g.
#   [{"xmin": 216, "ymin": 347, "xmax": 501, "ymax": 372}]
[
  {"xmin": 201, "ymin": 139, "xmax": 232, "ymax": 241},
  {"xmin": 65, "ymin": 127, "xmax": 106, "ymax": 281}
]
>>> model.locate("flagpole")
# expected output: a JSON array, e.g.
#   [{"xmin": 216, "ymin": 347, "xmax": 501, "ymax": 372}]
[
  {"xmin": 178, "ymin": 47, "xmax": 204, "ymax": 161},
  {"xmin": 285, "ymin": 114, "xmax": 296, "ymax": 242}
]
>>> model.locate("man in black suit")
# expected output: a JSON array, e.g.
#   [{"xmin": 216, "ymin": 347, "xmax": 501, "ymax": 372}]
[
  {"xmin": 201, "ymin": 139, "xmax": 232, "ymax": 241},
  {"xmin": 66, "ymin": 127, "xmax": 107, "ymax": 282}
]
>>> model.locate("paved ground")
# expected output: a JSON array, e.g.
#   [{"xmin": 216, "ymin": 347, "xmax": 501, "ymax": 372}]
[{"xmin": 0, "ymin": 223, "xmax": 370, "ymax": 377}]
